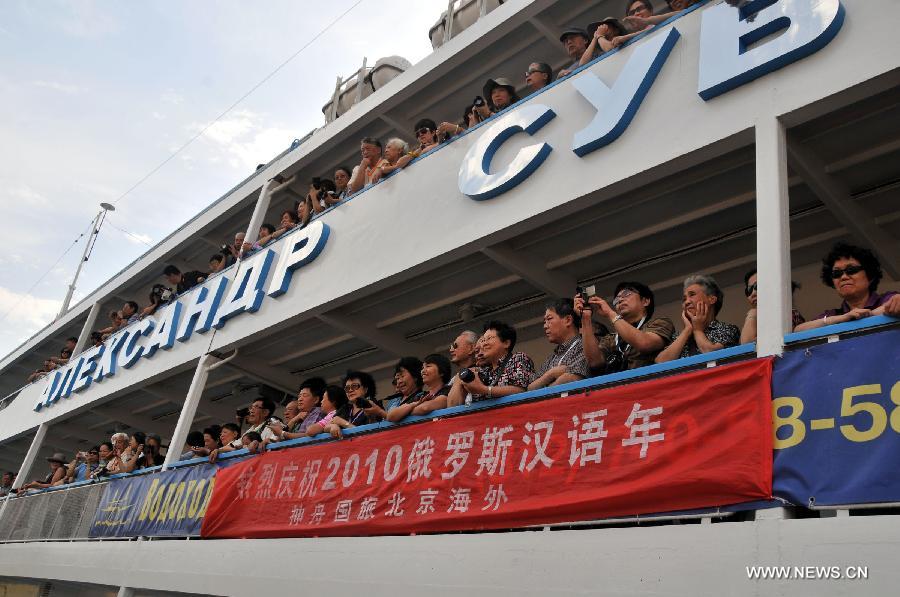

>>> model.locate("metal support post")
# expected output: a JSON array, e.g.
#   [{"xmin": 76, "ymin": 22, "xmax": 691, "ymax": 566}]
[
  {"xmin": 11, "ymin": 423, "xmax": 48, "ymax": 490},
  {"xmin": 72, "ymin": 301, "xmax": 102, "ymax": 356},
  {"xmin": 243, "ymin": 178, "xmax": 277, "ymax": 252},
  {"xmin": 754, "ymin": 116, "xmax": 792, "ymax": 357},
  {"xmin": 355, "ymin": 57, "xmax": 368, "ymax": 105},
  {"xmin": 116, "ymin": 587, "xmax": 135, "ymax": 597},
  {"xmin": 162, "ymin": 351, "xmax": 238, "ymax": 470}
]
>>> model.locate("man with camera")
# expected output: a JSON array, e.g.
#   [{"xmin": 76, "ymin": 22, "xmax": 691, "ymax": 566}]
[
  {"xmin": 529, "ymin": 299, "xmax": 589, "ymax": 390},
  {"xmin": 65, "ymin": 447, "xmax": 101, "ymax": 483},
  {"xmin": 575, "ymin": 282, "xmax": 675, "ymax": 374}
]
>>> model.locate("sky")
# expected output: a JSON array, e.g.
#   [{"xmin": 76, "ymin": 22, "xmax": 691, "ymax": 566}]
[{"xmin": 0, "ymin": 0, "xmax": 444, "ymax": 359}]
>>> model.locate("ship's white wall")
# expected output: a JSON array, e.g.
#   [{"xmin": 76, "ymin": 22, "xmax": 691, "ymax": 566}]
[
  {"xmin": 1, "ymin": 515, "xmax": 898, "ymax": 596},
  {"xmin": 1, "ymin": 0, "xmax": 898, "ymax": 444}
]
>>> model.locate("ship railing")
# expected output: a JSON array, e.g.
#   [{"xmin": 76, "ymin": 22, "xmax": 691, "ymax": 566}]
[{"xmin": 0, "ymin": 317, "xmax": 896, "ymax": 543}]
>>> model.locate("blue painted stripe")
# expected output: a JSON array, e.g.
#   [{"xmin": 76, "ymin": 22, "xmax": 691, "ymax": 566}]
[{"xmin": 784, "ymin": 314, "xmax": 898, "ymax": 344}]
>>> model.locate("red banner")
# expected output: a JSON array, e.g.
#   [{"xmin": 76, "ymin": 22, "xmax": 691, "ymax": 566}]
[{"xmin": 202, "ymin": 358, "xmax": 773, "ymax": 538}]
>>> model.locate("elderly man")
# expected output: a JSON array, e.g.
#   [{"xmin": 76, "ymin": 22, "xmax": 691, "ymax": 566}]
[
  {"xmin": 449, "ymin": 330, "xmax": 478, "ymax": 372},
  {"xmin": 242, "ymin": 397, "xmax": 278, "ymax": 443},
  {"xmin": 525, "ymin": 62, "xmax": 553, "ymax": 94},
  {"xmin": 576, "ymin": 282, "xmax": 675, "ymax": 373},
  {"xmin": 529, "ymin": 299, "xmax": 589, "ymax": 389},
  {"xmin": 656, "ymin": 274, "xmax": 740, "ymax": 362},
  {"xmin": 557, "ymin": 26, "xmax": 591, "ymax": 78},
  {"xmin": 348, "ymin": 137, "xmax": 389, "ymax": 194}
]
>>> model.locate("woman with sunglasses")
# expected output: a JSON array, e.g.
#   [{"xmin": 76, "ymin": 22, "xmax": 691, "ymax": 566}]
[
  {"xmin": 342, "ymin": 370, "xmax": 384, "ymax": 425},
  {"xmin": 795, "ymin": 243, "xmax": 899, "ymax": 332},
  {"xmin": 739, "ymin": 269, "xmax": 806, "ymax": 343},
  {"xmin": 408, "ymin": 119, "xmax": 442, "ymax": 158}
]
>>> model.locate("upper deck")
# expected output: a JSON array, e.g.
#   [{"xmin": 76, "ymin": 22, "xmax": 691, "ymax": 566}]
[{"xmin": 0, "ymin": 1, "xmax": 899, "ymax": 595}]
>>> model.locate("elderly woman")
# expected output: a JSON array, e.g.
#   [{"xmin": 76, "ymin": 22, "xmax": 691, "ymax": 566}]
[
  {"xmin": 795, "ymin": 243, "xmax": 900, "ymax": 331},
  {"xmin": 656, "ymin": 274, "xmax": 741, "ymax": 362},
  {"xmin": 580, "ymin": 17, "xmax": 627, "ymax": 65},
  {"xmin": 334, "ymin": 166, "xmax": 352, "ymax": 200},
  {"xmin": 447, "ymin": 321, "xmax": 535, "ymax": 406},
  {"xmin": 370, "ymin": 137, "xmax": 412, "ymax": 183},
  {"xmin": 381, "ymin": 357, "xmax": 425, "ymax": 416},
  {"xmin": 387, "ymin": 354, "xmax": 454, "ymax": 422},
  {"xmin": 739, "ymin": 269, "xmax": 806, "ymax": 343}
]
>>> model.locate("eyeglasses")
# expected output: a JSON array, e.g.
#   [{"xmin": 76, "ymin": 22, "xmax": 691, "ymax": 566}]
[
  {"xmin": 613, "ymin": 289, "xmax": 635, "ymax": 306},
  {"xmin": 525, "ymin": 68, "xmax": 545, "ymax": 76},
  {"xmin": 745, "ymin": 282, "xmax": 757, "ymax": 296},
  {"xmin": 344, "ymin": 382, "xmax": 362, "ymax": 392},
  {"xmin": 831, "ymin": 265, "xmax": 863, "ymax": 279}
]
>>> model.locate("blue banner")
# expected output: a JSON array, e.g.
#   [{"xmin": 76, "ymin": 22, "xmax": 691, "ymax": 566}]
[
  {"xmin": 89, "ymin": 464, "xmax": 217, "ymax": 537},
  {"xmin": 773, "ymin": 328, "xmax": 900, "ymax": 506}
]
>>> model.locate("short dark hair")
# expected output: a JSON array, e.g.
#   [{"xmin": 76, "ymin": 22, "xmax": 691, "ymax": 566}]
[
  {"xmin": 299, "ymin": 377, "xmax": 326, "ymax": 398},
  {"xmin": 626, "ymin": 0, "xmax": 654, "ymax": 15},
  {"xmin": 222, "ymin": 423, "xmax": 241, "ymax": 436},
  {"xmin": 131, "ymin": 431, "xmax": 147, "ymax": 446},
  {"xmin": 343, "ymin": 370, "xmax": 377, "ymax": 399},
  {"xmin": 243, "ymin": 431, "xmax": 262, "ymax": 443},
  {"xmin": 203, "ymin": 425, "xmax": 221, "ymax": 440},
  {"xmin": 414, "ymin": 118, "xmax": 437, "ymax": 132},
  {"xmin": 66, "ymin": 336, "xmax": 78, "ymax": 344},
  {"xmin": 335, "ymin": 166, "xmax": 352, "ymax": 178},
  {"xmin": 125, "ymin": 301, "xmax": 139, "ymax": 313},
  {"xmin": 60, "ymin": 349, "xmax": 72, "ymax": 358},
  {"xmin": 163, "ymin": 265, "xmax": 180, "ymax": 276},
  {"xmin": 613, "ymin": 281, "xmax": 656, "ymax": 318},
  {"xmin": 547, "ymin": 298, "xmax": 580, "ymax": 329},
  {"xmin": 820, "ymin": 242, "xmax": 883, "ymax": 292},
  {"xmin": 281, "ymin": 210, "xmax": 298, "ymax": 224},
  {"xmin": 260, "ymin": 223, "xmax": 276, "ymax": 236},
  {"xmin": 743, "ymin": 268, "xmax": 757, "ymax": 288},
  {"xmin": 99, "ymin": 441, "xmax": 113, "ymax": 452},
  {"xmin": 253, "ymin": 397, "xmax": 276, "ymax": 418},
  {"xmin": 319, "ymin": 179, "xmax": 337, "ymax": 194},
  {"xmin": 209, "ymin": 253, "xmax": 225, "ymax": 264},
  {"xmin": 483, "ymin": 320, "xmax": 517, "ymax": 352},
  {"xmin": 185, "ymin": 431, "xmax": 204, "ymax": 447},
  {"xmin": 361, "ymin": 136, "xmax": 382, "ymax": 150},
  {"xmin": 324, "ymin": 385, "xmax": 351, "ymax": 418},
  {"xmin": 422, "ymin": 353, "xmax": 453, "ymax": 384},
  {"xmin": 395, "ymin": 356, "xmax": 424, "ymax": 389}
]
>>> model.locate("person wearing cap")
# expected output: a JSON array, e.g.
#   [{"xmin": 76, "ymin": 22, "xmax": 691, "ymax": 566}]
[
  {"xmin": 580, "ymin": 17, "xmax": 627, "ymax": 66},
  {"xmin": 525, "ymin": 62, "xmax": 553, "ymax": 94},
  {"xmin": 481, "ymin": 77, "xmax": 520, "ymax": 116},
  {"xmin": 557, "ymin": 26, "xmax": 591, "ymax": 78},
  {"xmin": 18, "ymin": 452, "xmax": 68, "ymax": 492}
]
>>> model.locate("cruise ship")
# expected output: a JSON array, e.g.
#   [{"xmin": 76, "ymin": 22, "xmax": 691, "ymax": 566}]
[{"xmin": 1, "ymin": 0, "xmax": 899, "ymax": 595}]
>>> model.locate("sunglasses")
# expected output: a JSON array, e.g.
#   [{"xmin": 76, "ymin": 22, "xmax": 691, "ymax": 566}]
[
  {"xmin": 831, "ymin": 265, "xmax": 863, "ymax": 279},
  {"xmin": 627, "ymin": 6, "xmax": 646, "ymax": 15},
  {"xmin": 344, "ymin": 382, "xmax": 362, "ymax": 392},
  {"xmin": 525, "ymin": 68, "xmax": 546, "ymax": 76},
  {"xmin": 745, "ymin": 282, "xmax": 757, "ymax": 296}
]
